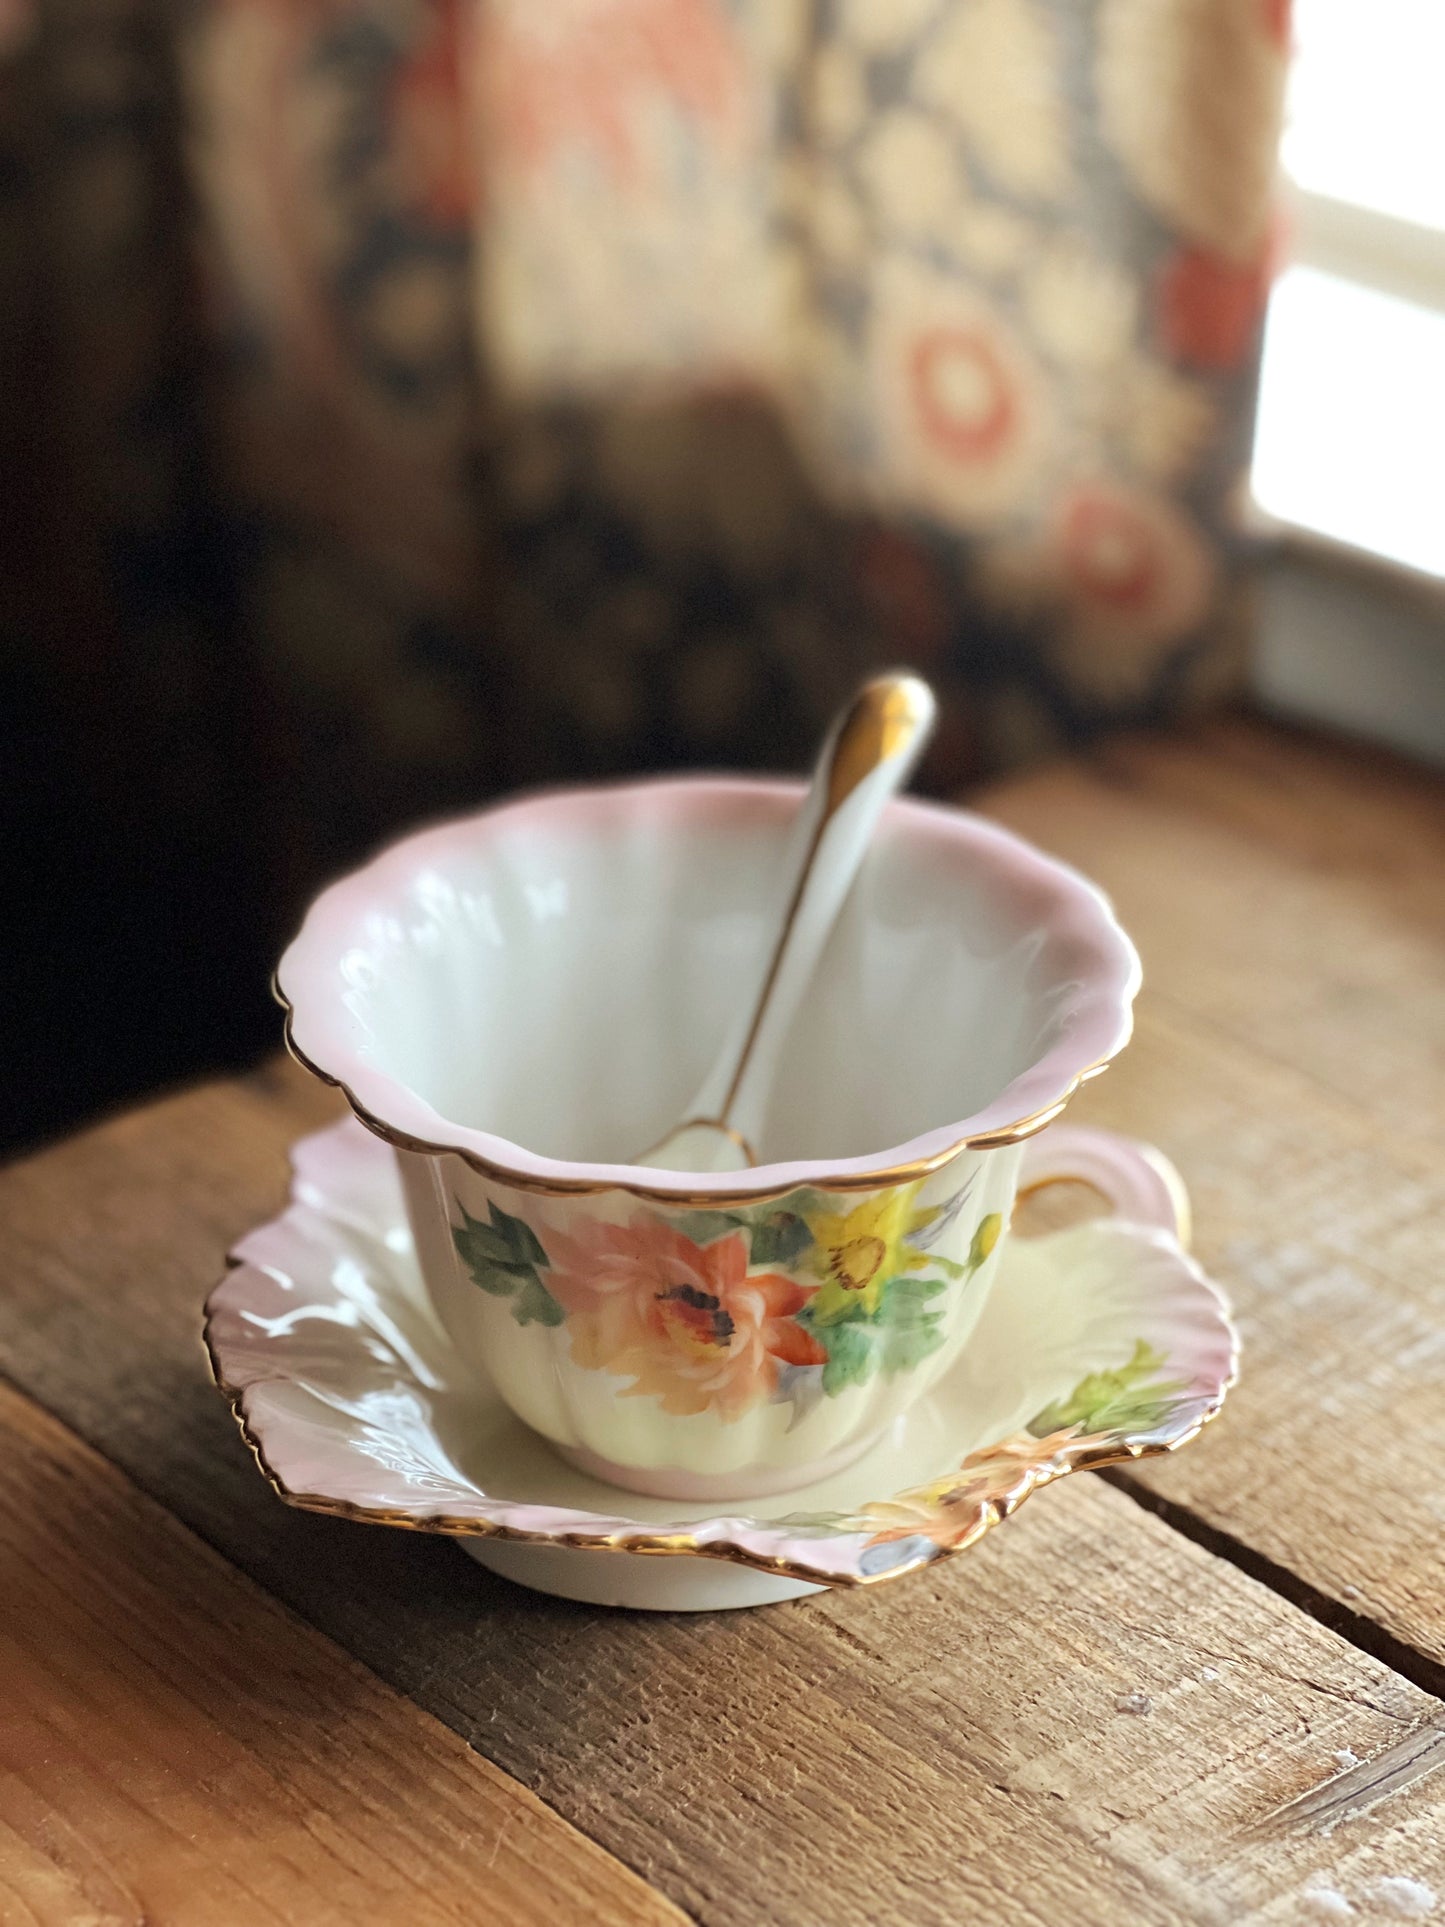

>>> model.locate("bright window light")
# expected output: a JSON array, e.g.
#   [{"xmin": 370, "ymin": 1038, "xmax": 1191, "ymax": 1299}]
[
  {"xmin": 1282, "ymin": 0, "xmax": 1445, "ymax": 230},
  {"xmin": 1252, "ymin": 266, "xmax": 1445, "ymax": 580}
]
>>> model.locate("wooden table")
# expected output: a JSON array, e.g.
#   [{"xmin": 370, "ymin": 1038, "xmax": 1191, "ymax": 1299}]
[{"xmin": 3, "ymin": 717, "xmax": 1443, "ymax": 1926}]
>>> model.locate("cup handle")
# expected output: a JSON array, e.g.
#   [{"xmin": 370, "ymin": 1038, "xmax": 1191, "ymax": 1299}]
[{"xmin": 1015, "ymin": 1125, "xmax": 1191, "ymax": 1245}]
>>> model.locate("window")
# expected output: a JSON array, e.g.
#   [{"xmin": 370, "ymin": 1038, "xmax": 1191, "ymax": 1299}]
[{"xmin": 1250, "ymin": 0, "xmax": 1445, "ymax": 582}]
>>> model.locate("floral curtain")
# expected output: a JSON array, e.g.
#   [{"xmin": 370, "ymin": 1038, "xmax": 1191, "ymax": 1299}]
[{"xmin": 5, "ymin": 0, "xmax": 1289, "ymax": 921}]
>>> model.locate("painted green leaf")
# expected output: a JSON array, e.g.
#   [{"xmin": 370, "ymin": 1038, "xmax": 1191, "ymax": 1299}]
[
  {"xmin": 749, "ymin": 1209, "xmax": 813, "ymax": 1268},
  {"xmin": 452, "ymin": 1200, "xmax": 561, "ymax": 1328},
  {"xmin": 776, "ymin": 1186, "xmax": 831, "ymax": 1220},
  {"xmin": 674, "ymin": 1198, "xmax": 819, "ymax": 1266},
  {"xmin": 879, "ymin": 1314, "xmax": 946, "ymax": 1375},
  {"xmin": 1028, "ymin": 1339, "xmax": 1187, "ymax": 1438},
  {"xmin": 878, "ymin": 1272, "xmax": 947, "ymax": 1308},
  {"xmin": 873, "ymin": 1273, "xmax": 947, "ymax": 1376},
  {"xmin": 453, "ymin": 1219, "xmax": 505, "ymax": 1269},
  {"xmin": 819, "ymin": 1319, "xmax": 878, "ymax": 1395},
  {"xmin": 453, "ymin": 1211, "xmax": 522, "ymax": 1297},
  {"xmin": 671, "ymin": 1209, "xmax": 745, "ymax": 1247},
  {"xmin": 494, "ymin": 1201, "xmax": 549, "ymax": 1269},
  {"xmin": 513, "ymin": 1272, "xmax": 566, "ymax": 1327},
  {"xmin": 795, "ymin": 1269, "xmax": 952, "ymax": 1396},
  {"xmin": 798, "ymin": 1290, "xmax": 867, "ymax": 1330},
  {"xmin": 453, "ymin": 1199, "xmax": 548, "ymax": 1274}
]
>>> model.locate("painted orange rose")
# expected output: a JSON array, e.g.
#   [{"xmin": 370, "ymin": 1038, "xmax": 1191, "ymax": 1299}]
[{"xmin": 545, "ymin": 1217, "xmax": 825, "ymax": 1420}]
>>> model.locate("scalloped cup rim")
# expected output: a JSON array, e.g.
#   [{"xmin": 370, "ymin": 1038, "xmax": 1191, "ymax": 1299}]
[{"xmin": 274, "ymin": 775, "xmax": 1143, "ymax": 1202}]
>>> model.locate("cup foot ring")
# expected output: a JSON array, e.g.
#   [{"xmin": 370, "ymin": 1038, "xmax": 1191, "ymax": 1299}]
[{"xmin": 549, "ymin": 1430, "xmax": 886, "ymax": 1502}]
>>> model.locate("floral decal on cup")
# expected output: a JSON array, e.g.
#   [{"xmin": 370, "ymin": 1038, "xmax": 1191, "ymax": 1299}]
[
  {"xmin": 450, "ymin": 1178, "xmax": 1003, "ymax": 1423},
  {"xmin": 451, "ymin": 1200, "xmax": 565, "ymax": 1327},
  {"xmin": 796, "ymin": 1184, "xmax": 1001, "ymax": 1400},
  {"xmin": 544, "ymin": 1217, "xmax": 824, "ymax": 1421}
]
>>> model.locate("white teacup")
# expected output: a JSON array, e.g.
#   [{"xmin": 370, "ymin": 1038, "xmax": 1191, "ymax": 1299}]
[{"xmin": 276, "ymin": 778, "xmax": 1140, "ymax": 1500}]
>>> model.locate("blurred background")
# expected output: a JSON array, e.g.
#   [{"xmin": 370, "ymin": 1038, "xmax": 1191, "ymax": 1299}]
[{"xmin": 4, "ymin": 0, "xmax": 1442, "ymax": 1155}]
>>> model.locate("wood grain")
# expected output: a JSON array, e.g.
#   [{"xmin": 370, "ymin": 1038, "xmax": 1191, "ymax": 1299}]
[
  {"xmin": 1255, "ymin": 1723, "xmax": 1445, "ymax": 1839},
  {"xmin": 984, "ymin": 720, "xmax": 1445, "ymax": 1147},
  {"xmin": 979, "ymin": 720, "xmax": 1445, "ymax": 1670},
  {"xmin": 1, "ymin": 1054, "xmax": 1444, "ymax": 1922},
  {"xmin": 0, "ymin": 1380, "xmax": 683, "ymax": 1927}
]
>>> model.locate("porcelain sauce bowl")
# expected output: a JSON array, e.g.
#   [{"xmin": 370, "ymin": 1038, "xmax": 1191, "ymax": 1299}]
[{"xmin": 275, "ymin": 779, "xmax": 1140, "ymax": 1500}]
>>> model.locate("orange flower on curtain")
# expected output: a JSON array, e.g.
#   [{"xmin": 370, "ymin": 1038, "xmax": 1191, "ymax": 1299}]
[
  {"xmin": 477, "ymin": 0, "xmax": 748, "ymax": 188},
  {"xmin": 390, "ymin": 0, "xmax": 473, "ymax": 224},
  {"xmin": 1158, "ymin": 229, "xmax": 1282, "ymax": 373}
]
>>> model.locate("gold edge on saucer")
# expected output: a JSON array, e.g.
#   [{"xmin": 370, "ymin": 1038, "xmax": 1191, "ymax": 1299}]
[{"xmin": 200, "ymin": 1260, "xmax": 1232, "ymax": 1593}]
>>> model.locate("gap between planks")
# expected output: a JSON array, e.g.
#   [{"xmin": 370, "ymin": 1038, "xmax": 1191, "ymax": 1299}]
[
  {"xmin": 10, "ymin": 1340, "xmax": 1445, "ymax": 1863},
  {"xmin": 1105, "ymin": 1470, "xmax": 1445, "ymax": 1707}
]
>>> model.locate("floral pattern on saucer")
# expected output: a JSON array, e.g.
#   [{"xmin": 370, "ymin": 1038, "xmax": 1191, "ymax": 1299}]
[
  {"xmin": 854, "ymin": 1340, "xmax": 1192, "ymax": 1576},
  {"xmin": 204, "ymin": 1120, "xmax": 1236, "ymax": 1591}
]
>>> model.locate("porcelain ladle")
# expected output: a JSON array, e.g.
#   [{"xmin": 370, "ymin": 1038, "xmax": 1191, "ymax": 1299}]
[{"xmin": 635, "ymin": 672, "xmax": 937, "ymax": 1174}]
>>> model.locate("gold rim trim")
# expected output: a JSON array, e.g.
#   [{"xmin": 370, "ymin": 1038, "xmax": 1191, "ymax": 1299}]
[
  {"xmin": 202, "ymin": 1266, "xmax": 1233, "ymax": 1592},
  {"xmin": 275, "ymin": 978, "xmax": 1130, "ymax": 1206}
]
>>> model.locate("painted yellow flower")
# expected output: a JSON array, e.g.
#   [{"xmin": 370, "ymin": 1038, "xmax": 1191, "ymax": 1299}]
[{"xmin": 803, "ymin": 1184, "xmax": 937, "ymax": 1325}]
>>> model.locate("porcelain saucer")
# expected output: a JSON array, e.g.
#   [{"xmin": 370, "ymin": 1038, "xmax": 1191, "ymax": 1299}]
[{"xmin": 204, "ymin": 1121, "xmax": 1235, "ymax": 1611}]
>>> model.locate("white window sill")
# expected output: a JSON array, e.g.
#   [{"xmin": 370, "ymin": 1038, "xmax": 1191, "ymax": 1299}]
[{"xmin": 1251, "ymin": 536, "xmax": 1445, "ymax": 770}]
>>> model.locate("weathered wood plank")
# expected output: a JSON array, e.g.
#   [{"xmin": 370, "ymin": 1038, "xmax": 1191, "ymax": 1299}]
[
  {"xmin": 986, "ymin": 719, "xmax": 1445, "ymax": 1150},
  {"xmin": 0, "ymin": 1381, "xmax": 684, "ymax": 1927},
  {"xmin": 1254, "ymin": 1723, "xmax": 1445, "ymax": 1839},
  {"xmin": 979, "ymin": 719, "xmax": 1445, "ymax": 1672},
  {"xmin": 1, "ymin": 1070, "xmax": 1442, "ymax": 1925}
]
